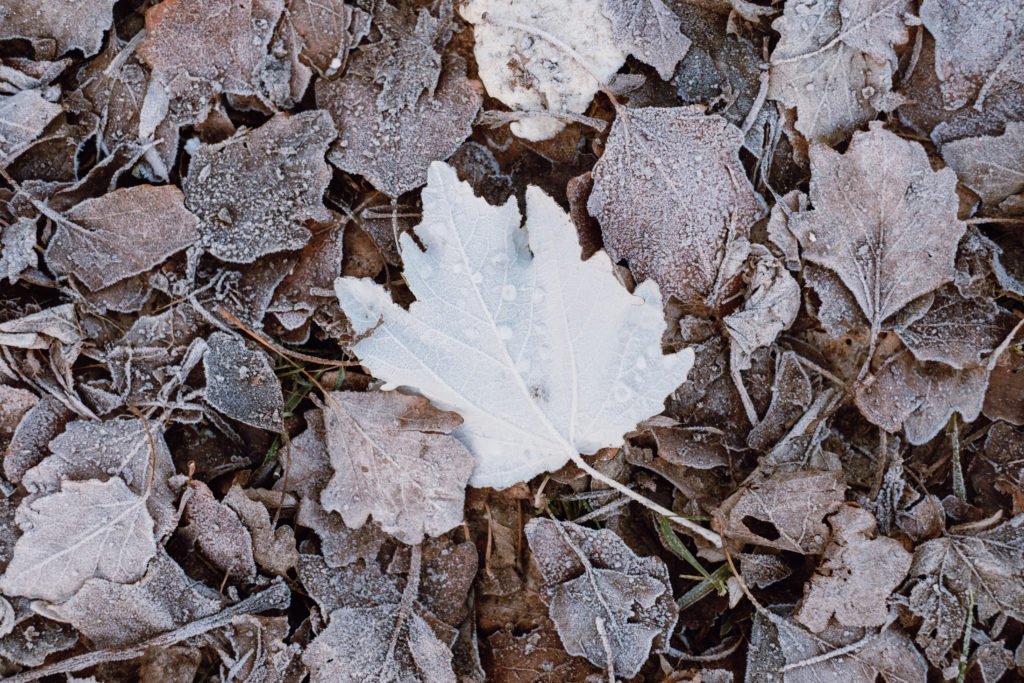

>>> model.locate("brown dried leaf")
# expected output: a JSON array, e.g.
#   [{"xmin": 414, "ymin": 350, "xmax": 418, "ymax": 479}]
[
  {"xmin": 588, "ymin": 107, "xmax": 764, "ymax": 309},
  {"xmin": 855, "ymin": 352, "xmax": 989, "ymax": 445},
  {"xmin": 138, "ymin": 646, "xmax": 202, "ymax": 683},
  {"xmin": 219, "ymin": 614, "xmax": 299, "ymax": 682},
  {"xmin": 724, "ymin": 250, "xmax": 801, "ymax": 370},
  {"xmin": 204, "ymin": 332, "xmax": 284, "ymax": 432},
  {"xmin": 224, "ymin": 485, "xmax": 299, "ymax": 576},
  {"xmin": 716, "ymin": 469, "xmax": 845, "ymax": 554},
  {"xmin": 0, "ymin": 385, "xmax": 37, "ymax": 441},
  {"xmin": 790, "ymin": 123, "xmax": 965, "ymax": 330},
  {"xmin": 747, "ymin": 352, "xmax": 813, "ymax": 452},
  {"xmin": 181, "ymin": 479, "xmax": 257, "ymax": 582},
  {"xmin": 4, "ymin": 395, "xmax": 73, "ymax": 483},
  {"xmin": 794, "ymin": 505, "xmax": 911, "ymax": 632},
  {"xmin": 39, "ymin": 548, "xmax": 221, "ymax": 648},
  {"xmin": 525, "ymin": 518, "xmax": 678, "ymax": 678},
  {"xmin": 0, "ymin": 90, "xmax": 63, "ymax": 162},
  {"xmin": 285, "ymin": 0, "xmax": 371, "ymax": 76},
  {"xmin": 906, "ymin": 516, "xmax": 1024, "ymax": 667},
  {"xmin": 983, "ymin": 345, "xmax": 1024, "ymax": 426},
  {"xmin": 736, "ymin": 553, "xmax": 792, "ymax": 589},
  {"xmin": 0, "ymin": 303, "xmax": 82, "ymax": 349},
  {"xmin": 896, "ymin": 284, "xmax": 1017, "ymax": 368},
  {"xmin": 0, "ymin": 0, "xmax": 117, "ymax": 56},
  {"xmin": 0, "ymin": 616, "xmax": 77, "ymax": 667},
  {"xmin": 316, "ymin": 55, "xmax": 481, "ymax": 197},
  {"xmin": 941, "ymin": 121, "xmax": 1024, "ymax": 209},
  {"xmin": 297, "ymin": 553, "xmax": 401, "ymax": 616},
  {"xmin": 319, "ymin": 390, "xmax": 474, "ymax": 544},
  {"xmin": 46, "ymin": 185, "xmax": 199, "ymax": 291},
  {"xmin": 183, "ymin": 111, "xmax": 335, "ymax": 263},
  {"xmin": 0, "ymin": 478, "xmax": 157, "ymax": 603},
  {"xmin": 486, "ymin": 621, "xmax": 602, "ymax": 683},
  {"xmin": 268, "ymin": 215, "xmax": 345, "ymax": 331},
  {"xmin": 601, "ymin": 0, "xmax": 691, "ymax": 80},
  {"xmin": 0, "ymin": 217, "xmax": 39, "ymax": 283}
]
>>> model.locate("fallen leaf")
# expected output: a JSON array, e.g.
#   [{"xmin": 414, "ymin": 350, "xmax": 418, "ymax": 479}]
[
  {"xmin": 526, "ymin": 518, "xmax": 678, "ymax": 678},
  {"xmin": 589, "ymin": 107, "xmax": 763, "ymax": 310},
  {"xmin": 0, "ymin": 217, "xmax": 39, "ymax": 283},
  {"xmin": 297, "ymin": 553, "xmax": 401, "ymax": 616},
  {"xmin": 138, "ymin": 646, "xmax": 202, "ymax": 683},
  {"xmin": 0, "ymin": 615, "xmax": 78, "ymax": 667},
  {"xmin": 0, "ymin": 303, "xmax": 82, "ymax": 349},
  {"xmin": 794, "ymin": 505, "xmax": 911, "ymax": 632},
  {"xmin": 335, "ymin": 162, "xmax": 694, "ymax": 489},
  {"xmin": 183, "ymin": 111, "xmax": 335, "ymax": 263},
  {"xmin": 0, "ymin": 478, "xmax": 157, "ymax": 603},
  {"xmin": 790, "ymin": 123, "xmax": 965, "ymax": 332},
  {"xmin": 180, "ymin": 479, "xmax": 257, "ymax": 582},
  {"xmin": 601, "ymin": 0, "xmax": 691, "ymax": 80},
  {"xmin": 204, "ymin": 332, "xmax": 284, "ymax": 432},
  {"xmin": 224, "ymin": 486, "xmax": 299, "ymax": 576},
  {"xmin": 0, "ymin": 90, "xmax": 63, "ymax": 162},
  {"xmin": 46, "ymin": 185, "xmax": 199, "ymax": 291},
  {"xmin": 285, "ymin": 0, "xmax": 371, "ymax": 76},
  {"xmin": 724, "ymin": 249, "xmax": 801, "ymax": 370},
  {"xmin": 486, "ymin": 621, "xmax": 602, "ymax": 683},
  {"xmin": 737, "ymin": 553, "xmax": 793, "ymax": 589},
  {"xmin": 3, "ymin": 395, "xmax": 73, "ymax": 483},
  {"xmin": 941, "ymin": 122, "xmax": 1024, "ymax": 210},
  {"xmin": 0, "ymin": 0, "xmax": 117, "ymax": 56},
  {"xmin": 268, "ymin": 215, "xmax": 345, "ymax": 332},
  {"xmin": 747, "ymin": 352, "xmax": 813, "ymax": 452},
  {"xmin": 459, "ymin": 0, "xmax": 625, "ymax": 141},
  {"xmin": 854, "ymin": 352, "xmax": 989, "ymax": 445},
  {"xmin": 983, "ymin": 345, "xmax": 1024, "ymax": 426},
  {"xmin": 0, "ymin": 385, "xmax": 37, "ymax": 441},
  {"xmin": 218, "ymin": 614, "xmax": 299, "ymax": 682}
]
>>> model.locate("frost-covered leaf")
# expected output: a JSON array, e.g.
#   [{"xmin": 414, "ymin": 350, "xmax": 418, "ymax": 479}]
[
  {"xmin": 183, "ymin": 111, "xmax": 335, "ymax": 263},
  {"xmin": 268, "ymin": 214, "xmax": 345, "ymax": 332},
  {"xmin": 0, "ymin": 0, "xmax": 117, "ymax": 56},
  {"xmin": 0, "ymin": 616, "xmax": 77, "ymax": 667},
  {"xmin": 46, "ymin": 185, "xmax": 199, "ymax": 291},
  {"xmin": 487, "ymin": 621, "xmax": 602, "ymax": 682},
  {"xmin": 895, "ymin": 284, "xmax": 1017, "ymax": 368},
  {"xmin": 317, "ymin": 55, "xmax": 481, "ymax": 197},
  {"xmin": 794, "ymin": 506, "xmax": 911, "ymax": 632},
  {"xmin": 335, "ymin": 162, "xmax": 693, "ymax": 489},
  {"xmin": 716, "ymin": 470, "xmax": 845, "ymax": 554},
  {"xmin": 0, "ymin": 217, "xmax": 38, "ymax": 284},
  {"xmin": 906, "ymin": 515, "xmax": 1024, "ymax": 668},
  {"xmin": 747, "ymin": 352, "xmax": 812, "ymax": 452},
  {"xmin": 204, "ymin": 332, "xmax": 284, "ymax": 432},
  {"xmin": 919, "ymin": 0, "xmax": 1024, "ymax": 111},
  {"xmin": 180, "ymin": 479, "xmax": 257, "ymax": 582},
  {"xmin": 319, "ymin": 390, "xmax": 474, "ymax": 544},
  {"xmin": 459, "ymin": 0, "xmax": 625, "ymax": 141},
  {"xmin": 855, "ymin": 352, "xmax": 989, "ymax": 445},
  {"xmin": 223, "ymin": 486, "xmax": 298, "ymax": 576},
  {"xmin": 0, "ymin": 478, "xmax": 156, "ymax": 603},
  {"xmin": 22, "ymin": 418, "xmax": 177, "ymax": 537},
  {"xmin": 724, "ymin": 250, "xmax": 801, "ymax": 371},
  {"xmin": 285, "ymin": 0, "xmax": 370, "ymax": 76},
  {"xmin": 0, "ymin": 303, "xmax": 82, "ymax": 349},
  {"xmin": 4, "ymin": 396, "xmax": 72, "ymax": 484},
  {"xmin": 941, "ymin": 122, "xmax": 1024, "ymax": 209},
  {"xmin": 601, "ymin": 0, "xmax": 690, "ymax": 80},
  {"xmin": 39, "ymin": 548, "xmax": 221, "ymax": 648},
  {"xmin": 768, "ymin": 0, "xmax": 906, "ymax": 144},
  {"xmin": 526, "ymin": 518, "xmax": 678, "ymax": 678},
  {"xmin": 0, "ymin": 90, "xmax": 63, "ymax": 162},
  {"xmin": 588, "ymin": 107, "xmax": 764, "ymax": 310},
  {"xmin": 790, "ymin": 123, "xmax": 964, "ymax": 330},
  {"xmin": 984, "ymin": 344, "xmax": 1024, "ymax": 426},
  {"xmin": 0, "ymin": 385, "xmax": 37, "ymax": 441},
  {"xmin": 297, "ymin": 553, "xmax": 401, "ymax": 616}
]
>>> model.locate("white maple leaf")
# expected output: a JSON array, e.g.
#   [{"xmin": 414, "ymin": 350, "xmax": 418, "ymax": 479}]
[{"xmin": 336, "ymin": 163, "xmax": 715, "ymax": 543}]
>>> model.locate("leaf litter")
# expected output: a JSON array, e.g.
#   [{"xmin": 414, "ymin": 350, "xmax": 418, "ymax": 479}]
[{"xmin": 0, "ymin": 0, "xmax": 1022, "ymax": 679}]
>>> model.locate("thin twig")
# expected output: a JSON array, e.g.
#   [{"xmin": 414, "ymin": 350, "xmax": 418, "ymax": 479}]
[{"xmin": 595, "ymin": 617, "xmax": 617, "ymax": 683}]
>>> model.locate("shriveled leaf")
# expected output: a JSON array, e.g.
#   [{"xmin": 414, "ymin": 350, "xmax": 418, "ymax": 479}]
[
  {"xmin": 737, "ymin": 553, "xmax": 792, "ymax": 589},
  {"xmin": 0, "ymin": 217, "xmax": 38, "ymax": 283},
  {"xmin": 180, "ymin": 480, "xmax": 257, "ymax": 582},
  {"xmin": 0, "ymin": 0, "xmax": 117, "ymax": 56},
  {"xmin": 317, "ymin": 55, "xmax": 481, "ymax": 197},
  {"xmin": 268, "ymin": 214, "xmax": 345, "ymax": 332},
  {"xmin": 855, "ymin": 352, "xmax": 989, "ymax": 445},
  {"xmin": 183, "ymin": 111, "xmax": 335, "ymax": 263},
  {"xmin": 320, "ymin": 390, "xmax": 473, "ymax": 544},
  {"xmin": 790, "ymin": 123, "xmax": 964, "ymax": 330},
  {"xmin": 204, "ymin": 332, "xmax": 284, "ymax": 432},
  {"xmin": 895, "ymin": 284, "xmax": 1017, "ymax": 368},
  {"xmin": 459, "ymin": 0, "xmax": 625, "ymax": 141},
  {"xmin": 0, "ymin": 478, "xmax": 156, "ymax": 603},
  {"xmin": 941, "ymin": 121, "xmax": 1024, "ymax": 209},
  {"xmin": 335, "ymin": 162, "xmax": 693, "ymax": 489},
  {"xmin": 0, "ymin": 385, "xmax": 37, "ymax": 440},
  {"xmin": 716, "ymin": 469, "xmax": 845, "ymax": 554},
  {"xmin": 224, "ymin": 486, "xmax": 298, "ymax": 576},
  {"xmin": 39, "ymin": 548, "xmax": 221, "ymax": 648},
  {"xmin": 303, "ymin": 605, "xmax": 456, "ymax": 683},
  {"xmin": 22, "ymin": 418, "xmax": 177, "ymax": 537},
  {"xmin": 747, "ymin": 352, "xmax": 813, "ymax": 452},
  {"xmin": 601, "ymin": 0, "xmax": 690, "ymax": 80},
  {"xmin": 46, "ymin": 186, "xmax": 198, "ymax": 291},
  {"xmin": 0, "ymin": 90, "xmax": 63, "ymax": 161},
  {"xmin": 526, "ymin": 518, "xmax": 678, "ymax": 678},
  {"xmin": 0, "ymin": 616, "xmax": 77, "ymax": 667},
  {"xmin": 138, "ymin": 647, "xmax": 202, "ymax": 683},
  {"xmin": 906, "ymin": 515, "xmax": 1024, "ymax": 667},
  {"xmin": 218, "ymin": 614, "xmax": 298, "ymax": 682},
  {"xmin": 0, "ymin": 303, "xmax": 82, "ymax": 349},
  {"xmin": 285, "ymin": 0, "xmax": 370, "ymax": 76},
  {"xmin": 589, "ymin": 107, "xmax": 764, "ymax": 310},
  {"xmin": 724, "ymin": 250, "xmax": 801, "ymax": 370},
  {"xmin": 768, "ymin": 0, "xmax": 906, "ymax": 144},
  {"xmin": 4, "ymin": 395, "xmax": 72, "ymax": 483},
  {"xmin": 794, "ymin": 506, "xmax": 911, "ymax": 632},
  {"xmin": 983, "ymin": 345, "xmax": 1024, "ymax": 426}
]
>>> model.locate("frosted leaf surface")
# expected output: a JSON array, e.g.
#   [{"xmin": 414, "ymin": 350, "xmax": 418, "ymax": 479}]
[
  {"xmin": 459, "ymin": 0, "xmax": 625, "ymax": 141},
  {"xmin": 0, "ymin": 90, "xmax": 63, "ymax": 162},
  {"xmin": 285, "ymin": 0, "xmax": 370, "ymax": 77},
  {"xmin": 319, "ymin": 391, "xmax": 474, "ymax": 544},
  {"xmin": 335, "ymin": 162, "xmax": 694, "ymax": 489},
  {"xmin": 223, "ymin": 486, "xmax": 299, "ymax": 576},
  {"xmin": 181, "ymin": 480, "xmax": 257, "ymax": 582},
  {"xmin": 941, "ymin": 122, "xmax": 1024, "ymax": 209},
  {"xmin": 600, "ymin": 0, "xmax": 691, "ymax": 80},
  {"xmin": 0, "ymin": 0, "xmax": 117, "ymax": 57},
  {"xmin": 790, "ymin": 123, "xmax": 965, "ymax": 330},
  {"xmin": 0, "ymin": 478, "xmax": 156, "ymax": 603},
  {"xmin": 0, "ymin": 217, "xmax": 39, "ymax": 284},
  {"xmin": 724, "ymin": 250, "xmax": 800, "ymax": 371},
  {"xmin": 204, "ymin": 332, "xmax": 284, "ymax": 432}
]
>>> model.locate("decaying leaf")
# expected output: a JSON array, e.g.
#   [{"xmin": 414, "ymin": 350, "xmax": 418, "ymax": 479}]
[
  {"xmin": 183, "ymin": 111, "xmax": 335, "ymax": 263},
  {"xmin": 180, "ymin": 479, "xmax": 257, "ymax": 583},
  {"xmin": 0, "ymin": 0, "xmax": 117, "ymax": 56},
  {"xmin": 459, "ymin": 0, "xmax": 625, "ymax": 141},
  {"xmin": 983, "ymin": 344, "xmax": 1024, "ymax": 426},
  {"xmin": 747, "ymin": 352, "xmax": 813, "ymax": 452},
  {"xmin": 0, "ymin": 217, "xmax": 39, "ymax": 283},
  {"xmin": 855, "ymin": 352, "xmax": 989, "ymax": 445},
  {"xmin": 941, "ymin": 121, "xmax": 1024, "ymax": 210},
  {"xmin": 46, "ymin": 185, "xmax": 199, "ymax": 291},
  {"xmin": 223, "ymin": 486, "xmax": 299, "ymax": 576},
  {"xmin": 0, "ymin": 478, "xmax": 156, "ymax": 603},
  {"xmin": 790, "ymin": 123, "xmax": 965, "ymax": 332},
  {"xmin": 724, "ymin": 249, "xmax": 801, "ymax": 370},
  {"xmin": 905, "ymin": 515, "xmax": 1024, "ymax": 667},
  {"xmin": 601, "ymin": 0, "xmax": 691, "ymax": 80},
  {"xmin": 335, "ymin": 162, "xmax": 694, "ymax": 489},
  {"xmin": 0, "ymin": 90, "xmax": 63, "ymax": 162},
  {"xmin": 3, "ymin": 395, "xmax": 73, "ymax": 484},
  {"xmin": 486, "ymin": 621, "xmax": 602, "ymax": 682},
  {"xmin": 794, "ymin": 505, "xmax": 911, "ymax": 632},
  {"xmin": 267, "ymin": 214, "xmax": 346, "ymax": 332},
  {"xmin": 297, "ymin": 553, "xmax": 401, "ymax": 616},
  {"xmin": 588, "ymin": 107, "xmax": 764, "ymax": 310},
  {"xmin": 526, "ymin": 518, "xmax": 678, "ymax": 678},
  {"xmin": 0, "ymin": 616, "xmax": 78, "ymax": 667},
  {"xmin": 319, "ymin": 390, "xmax": 474, "ymax": 544},
  {"xmin": 204, "ymin": 332, "xmax": 284, "ymax": 432},
  {"xmin": 285, "ymin": 0, "xmax": 370, "ymax": 76}
]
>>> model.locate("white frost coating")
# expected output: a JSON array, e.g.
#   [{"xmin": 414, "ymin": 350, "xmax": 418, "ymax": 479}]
[
  {"xmin": 335, "ymin": 162, "xmax": 694, "ymax": 489},
  {"xmin": 459, "ymin": 0, "xmax": 625, "ymax": 141}
]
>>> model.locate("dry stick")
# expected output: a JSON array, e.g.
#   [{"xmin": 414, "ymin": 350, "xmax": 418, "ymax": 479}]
[
  {"xmin": 4, "ymin": 581, "xmax": 291, "ymax": 683},
  {"xmin": 216, "ymin": 306, "xmax": 360, "ymax": 368},
  {"xmin": 595, "ymin": 617, "xmax": 617, "ymax": 683}
]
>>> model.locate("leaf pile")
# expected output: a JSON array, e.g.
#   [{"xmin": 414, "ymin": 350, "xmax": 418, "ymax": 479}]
[{"xmin": 0, "ymin": 0, "xmax": 1022, "ymax": 680}]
